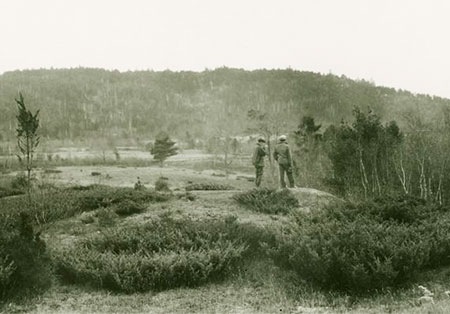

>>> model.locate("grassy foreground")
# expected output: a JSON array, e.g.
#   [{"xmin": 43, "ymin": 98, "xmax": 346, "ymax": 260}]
[{"xmin": 2, "ymin": 168, "xmax": 450, "ymax": 313}]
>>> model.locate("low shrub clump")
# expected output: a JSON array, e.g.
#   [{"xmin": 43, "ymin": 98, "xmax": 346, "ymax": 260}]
[
  {"xmin": 77, "ymin": 185, "xmax": 171, "ymax": 212},
  {"xmin": 271, "ymin": 195, "xmax": 450, "ymax": 293},
  {"xmin": 177, "ymin": 191, "xmax": 196, "ymax": 201},
  {"xmin": 0, "ymin": 185, "xmax": 171, "ymax": 301},
  {"xmin": 113, "ymin": 199, "xmax": 146, "ymax": 216},
  {"xmin": 233, "ymin": 188, "xmax": 299, "ymax": 215},
  {"xmin": 1, "ymin": 188, "xmax": 86, "ymax": 226},
  {"xmin": 10, "ymin": 173, "xmax": 30, "ymax": 190},
  {"xmin": 43, "ymin": 168, "xmax": 62, "ymax": 174},
  {"xmin": 0, "ymin": 173, "xmax": 28, "ymax": 199},
  {"xmin": 0, "ymin": 185, "xmax": 171, "ymax": 227},
  {"xmin": 185, "ymin": 182, "xmax": 234, "ymax": 191},
  {"xmin": 53, "ymin": 216, "xmax": 249, "ymax": 293},
  {"xmin": 95, "ymin": 208, "xmax": 118, "ymax": 227},
  {"xmin": 155, "ymin": 176, "xmax": 170, "ymax": 192},
  {"xmin": 0, "ymin": 186, "xmax": 24, "ymax": 198},
  {"xmin": 0, "ymin": 213, "xmax": 52, "ymax": 301}
]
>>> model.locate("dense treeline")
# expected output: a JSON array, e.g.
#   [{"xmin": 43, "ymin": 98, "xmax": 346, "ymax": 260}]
[
  {"xmin": 1, "ymin": 67, "xmax": 449, "ymax": 141},
  {"xmin": 292, "ymin": 108, "xmax": 450, "ymax": 203}
]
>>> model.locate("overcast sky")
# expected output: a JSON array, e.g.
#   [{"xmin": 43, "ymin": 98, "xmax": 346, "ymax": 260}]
[{"xmin": 1, "ymin": 0, "xmax": 449, "ymax": 98}]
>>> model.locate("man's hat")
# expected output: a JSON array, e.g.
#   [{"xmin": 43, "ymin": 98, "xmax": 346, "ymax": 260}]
[
  {"xmin": 278, "ymin": 135, "xmax": 287, "ymax": 141},
  {"xmin": 257, "ymin": 137, "xmax": 266, "ymax": 143}
]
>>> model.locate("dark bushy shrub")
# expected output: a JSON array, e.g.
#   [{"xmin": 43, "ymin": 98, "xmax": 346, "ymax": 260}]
[
  {"xmin": 0, "ymin": 213, "xmax": 51, "ymax": 301},
  {"xmin": 67, "ymin": 184, "xmax": 99, "ymax": 191},
  {"xmin": 113, "ymin": 199, "xmax": 146, "ymax": 216},
  {"xmin": 1, "ymin": 189, "xmax": 84, "ymax": 226},
  {"xmin": 10, "ymin": 173, "xmax": 29, "ymax": 190},
  {"xmin": 155, "ymin": 177, "xmax": 170, "ymax": 192},
  {"xmin": 0, "ymin": 185, "xmax": 171, "ymax": 228},
  {"xmin": 371, "ymin": 195, "xmax": 435, "ymax": 223},
  {"xmin": 77, "ymin": 185, "xmax": 172, "ymax": 212},
  {"xmin": 271, "ymin": 196, "xmax": 450, "ymax": 293},
  {"xmin": 43, "ymin": 169, "xmax": 62, "ymax": 174},
  {"xmin": 177, "ymin": 191, "xmax": 196, "ymax": 201},
  {"xmin": 185, "ymin": 182, "xmax": 234, "ymax": 191},
  {"xmin": 77, "ymin": 194, "xmax": 110, "ymax": 211},
  {"xmin": 96, "ymin": 208, "xmax": 118, "ymax": 227},
  {"xmin": 55, "ymin": 245, "xmax": 242, "ymax": 293},
  {"xmin": 233, "ymin": 188, "xmax": 299, "ymax": 215},
  {"xmin": 53, "ymin": 217, "xmax": 247, "ymax": 293},
  {"xmin": 0, "ymin": 186, "xmax": 24, "ymax": 199}
]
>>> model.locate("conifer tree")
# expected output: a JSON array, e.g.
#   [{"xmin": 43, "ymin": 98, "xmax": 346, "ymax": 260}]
[
  {"xmin": 15, "ymin": 93, "xmax": 40, "ymax": 186},
  {"xmin": 150, "ymin": 132, "xmax": 178, "ymax": 166}
]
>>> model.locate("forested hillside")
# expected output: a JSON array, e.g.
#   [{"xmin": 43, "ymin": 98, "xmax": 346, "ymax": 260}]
[{"xmin": 0, "ymin": 67, "xmax": 449, "ymax": 141}]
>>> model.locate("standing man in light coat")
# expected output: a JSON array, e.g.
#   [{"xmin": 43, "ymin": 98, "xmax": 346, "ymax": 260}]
[{"xmin": 273, "ymin": 135, "xmax": 296, "ymax": 188}]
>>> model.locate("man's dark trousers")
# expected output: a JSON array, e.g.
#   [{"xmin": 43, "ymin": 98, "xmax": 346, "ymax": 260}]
[
  {"xmin": 255, "ymin": 166, "xmax": 264, "ymax": 187},
  {"xmin": 279, "ymin": 164, "xmax": 295, "ymax": 188}
]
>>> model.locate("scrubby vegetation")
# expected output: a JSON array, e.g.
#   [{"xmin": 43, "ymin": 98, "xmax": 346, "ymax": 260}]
[
  {"xmin": 233, "ymin": 188, "xmax": 299, "ymax": 215},
  {"xmin": 3, "ymin": 170, "xmax": 450, "ymax": 312},
  {"xmin": 0, "ymin": 186, "xmax": 24, "ymax": 198},
  {"xmin": 154, "ymin": 176, "xmax": 170, "ymax": 192},
  {"xmin": 53, "ymin": 216, "xmax": 248, "ymax": 293},
  {"xmin": 112, "ymin": 199, "xmax": 146, "ymax": 216},
  {"xmin": 271, "ymin": 195, "xmax": 450, "ymax": 293},
  {"xmin": 0, "ymin": 176, "xmax": 280, "ymax": 299},
  {"xmin": 0, "ymin": 184, "xmax": 171, "ymax": 226},
  {"xmin": 0, "ymin": 183, "xmax": 174, "ymax": 303},
  {"xmin": 185, "ymin": 182, "xmax": 235, "ymax": 191},
  {"xmin": 0, "ymin": 173, "xmax": 27, "ymax": 198},
  {"xmin": 10, "ymin": 172, "xmax": 30, "ymax": 190},
  {"xmin": 0, "ymin": 213, "xmax": 52, "ymax": 301},
  {"xmin": 75, "ymin": 185, "xmax": 171, "ymax": 212}
]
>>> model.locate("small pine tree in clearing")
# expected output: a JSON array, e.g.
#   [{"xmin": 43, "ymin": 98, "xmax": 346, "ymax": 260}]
[
  {"xmin": 15, "ymin": 93, "xmax": 40, "ymax": 186},
  {"xmin": 150, "ymin": 132, "xmax": 178, "ymax": 166}
]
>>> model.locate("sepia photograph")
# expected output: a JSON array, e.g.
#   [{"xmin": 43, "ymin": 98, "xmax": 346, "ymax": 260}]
[{"xmin": 1, "ymin": 0, "xmax": 450, "ymax": 313}]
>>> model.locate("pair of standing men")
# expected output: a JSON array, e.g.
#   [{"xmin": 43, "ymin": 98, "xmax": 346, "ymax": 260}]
[{"xmin": 252, "ymin": 135, "xmax": 296, "ymax": 188}]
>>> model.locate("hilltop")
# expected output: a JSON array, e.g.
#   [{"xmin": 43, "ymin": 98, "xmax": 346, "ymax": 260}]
[{"xmin": 0, "ymin": 67, "xmax": 449, "ymax": 142}]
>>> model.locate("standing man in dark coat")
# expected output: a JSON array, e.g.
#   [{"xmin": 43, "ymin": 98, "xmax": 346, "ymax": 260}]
[
  {"xmin": 273, "ymin": 135, "xmax": 296, "ymax": 188},
  {"xmin": 252, "ymin": 137, "xmax": 267, "ymax": 187}
]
